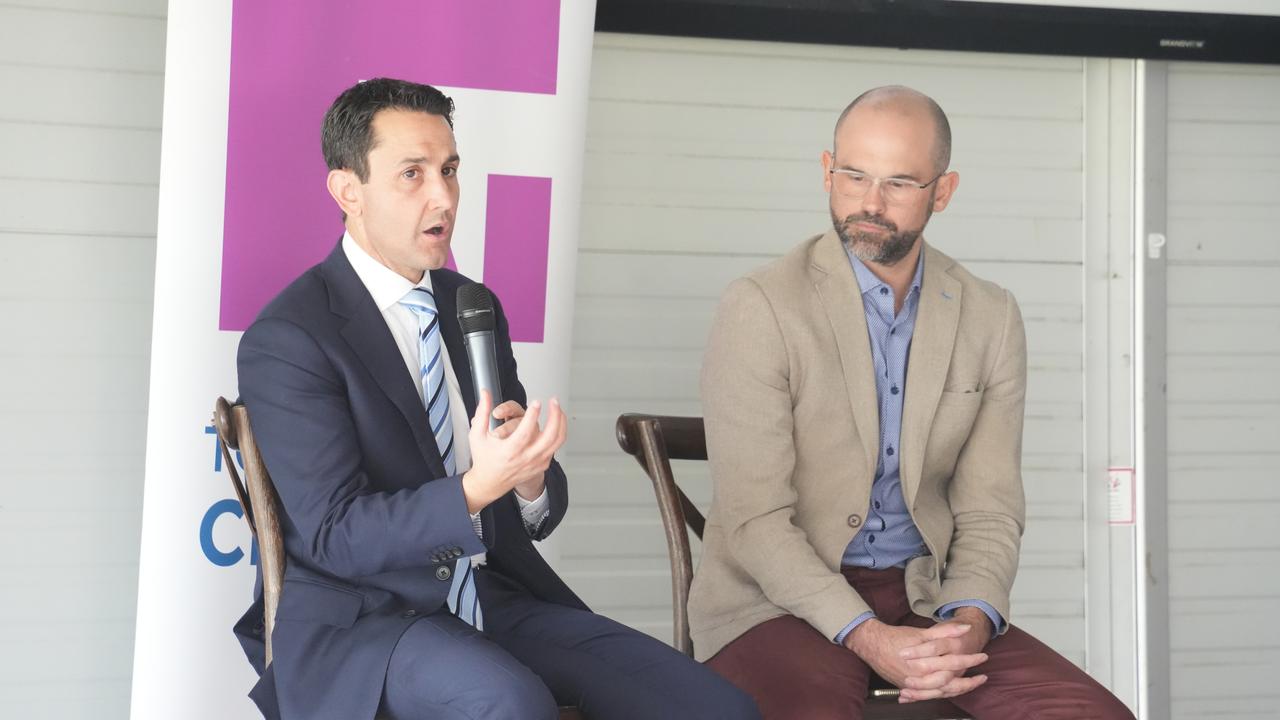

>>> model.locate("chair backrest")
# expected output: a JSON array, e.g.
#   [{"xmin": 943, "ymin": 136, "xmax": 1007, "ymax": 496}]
[
  {"xmin": 614, "ymin": 413, "xmax": 707, "ymax": 657},
  {"xmin": 213, "ymin": 397, "xmax": 286, "ymax": 666}
]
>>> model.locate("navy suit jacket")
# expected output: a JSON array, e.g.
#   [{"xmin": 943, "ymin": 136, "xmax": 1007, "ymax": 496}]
[{"xmin": 233, "ymin": 243, "xmax": 586, "ymax": 720}]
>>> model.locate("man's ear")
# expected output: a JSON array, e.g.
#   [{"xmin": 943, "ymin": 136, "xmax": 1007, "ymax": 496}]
[
  {"xmin": 932, "ymin": 171, "xmax": 960, "ymax": 213},
  {"xmin": 326, "ymin": 168, "xmax": 362, "ymax": 219},
  {"xmin": 821, "ymin": 150, "xmax": 835, "ymax": 193}
]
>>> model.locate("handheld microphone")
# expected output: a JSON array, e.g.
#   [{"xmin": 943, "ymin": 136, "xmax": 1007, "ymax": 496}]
[{"xmin": 456, "ymin": 283, "xmax": 503, "ymax": 430}]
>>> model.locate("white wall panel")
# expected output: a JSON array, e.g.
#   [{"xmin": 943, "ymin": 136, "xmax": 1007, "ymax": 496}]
[
  {"xmin": 0, "ymin": 2, "xmax": 163, "ymax": 717},
  {"xmin": 1165, "ymin": 60, "xmax": 1280, "ymax": 720}
]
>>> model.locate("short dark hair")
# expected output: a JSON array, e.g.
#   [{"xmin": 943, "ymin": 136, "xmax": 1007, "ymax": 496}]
[
  {"xmin": 322, "ymin": 77, "xmax": 455, "ymax": 183},
  {"xmin": 835, "ymin": 86, "xmax": 952, "ymax": 174}
]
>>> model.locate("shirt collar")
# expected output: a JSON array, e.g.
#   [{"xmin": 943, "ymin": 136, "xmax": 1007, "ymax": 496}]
[
  {"xmin": 846, "ymin": 245, "xmax": 925, "ymax": 298},
  {"xmin": 341, "ymin": 231, "xmax": 434, "ymax": 311}
]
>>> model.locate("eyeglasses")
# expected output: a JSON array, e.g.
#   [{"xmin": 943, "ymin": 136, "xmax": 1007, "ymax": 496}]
[{"xmin": 828, "ymin": 168, "xmax": 946, "ymax": 205}]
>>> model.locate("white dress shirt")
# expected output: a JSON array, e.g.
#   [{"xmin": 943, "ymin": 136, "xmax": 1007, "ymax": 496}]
[{"xmin": 341, "ymin": 233, "xmax": 550, "ymax": 540}]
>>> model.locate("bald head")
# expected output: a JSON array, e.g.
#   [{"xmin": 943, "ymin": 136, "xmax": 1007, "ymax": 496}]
[{"xmin": 834, "ymin": 86, "xmax": 951, "ymax": 174}]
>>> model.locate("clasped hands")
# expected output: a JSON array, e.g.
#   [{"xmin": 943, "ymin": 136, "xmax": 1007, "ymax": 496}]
[
  {"xmin": 461, "ymin": 390, "xmax": 567, "ymax": 514},
  {"xmin": 845, "ymin": 606, "xmax": 993, "ymax": 704}
]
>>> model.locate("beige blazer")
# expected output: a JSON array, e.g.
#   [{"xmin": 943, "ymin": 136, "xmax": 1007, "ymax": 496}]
[{"xmin": 688, "ymin": 230, "xmax": 1027, "ymax": 662}]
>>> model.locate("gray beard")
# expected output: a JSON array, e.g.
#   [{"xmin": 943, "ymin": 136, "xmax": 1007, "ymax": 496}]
[{"xmin": 831, "ymin": 210, "xmax": 921, "ymax": 266}]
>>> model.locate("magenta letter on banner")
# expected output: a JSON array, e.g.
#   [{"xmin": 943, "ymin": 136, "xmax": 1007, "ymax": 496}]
[
  {"xmin": 219, "ymin": 0, "xmax": 561, "ymax": 332},
  {"xmin": 485, "ymin": 175, "xmax": 552, "ymax": 344}
]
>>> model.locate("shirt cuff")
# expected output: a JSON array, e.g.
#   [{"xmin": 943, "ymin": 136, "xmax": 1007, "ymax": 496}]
[
  {"xmin": 834, "ymin": 611, "xmax": 877, "ymax": 646},
  {"xmin": 515, "ymin": 487, "xmax": 551, "ymax": 535},
  {"xmin": 936, "ymin": 599, "xmax": 1006, "ymax": 637}
]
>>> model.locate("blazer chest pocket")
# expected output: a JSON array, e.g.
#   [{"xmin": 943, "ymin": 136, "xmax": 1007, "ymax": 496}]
[
  {"xmin": 935, "ymin": 386, "xmax": 984, "ymax": 429},
  {"xmin": 276, "ymin": 578, "xmax": 363, "ymax": 628}
]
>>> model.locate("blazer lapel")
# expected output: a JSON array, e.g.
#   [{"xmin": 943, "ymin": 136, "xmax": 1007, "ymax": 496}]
[
  {"xmin": 431, "ymin": 270, "xmax": 479, "ymax": 420},
  {"xmin": 809, "ymin": 230, "xmax": 880, "ymax": 484},
  {"xmin": 900, "ymin": 243, "xmax": 962, "ymax": 510},
  {"xmin": 322, "ymin": 243, "xmax": 449, "ymax": 478}
]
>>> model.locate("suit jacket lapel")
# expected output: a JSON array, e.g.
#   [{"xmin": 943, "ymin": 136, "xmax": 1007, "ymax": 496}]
[
  {"xmin": 810, "ymin": 230, "xmax": 881, "ymax": 484},
  {"xmin": 322, "ymin": 243, "xmax": 449, "ymax": 478},
  {"xmin": 900, "ymin": 243, "xmax": 962, "ymax": 510},
  {"xmin": 431, "ymin": 270, "xmax": 479, "ymax": 420}
]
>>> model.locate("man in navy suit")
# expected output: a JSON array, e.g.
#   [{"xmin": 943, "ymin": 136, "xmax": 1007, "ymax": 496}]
[{"xmin": 233, "ymin": 78, "xmax": 759, "ymax": 720}]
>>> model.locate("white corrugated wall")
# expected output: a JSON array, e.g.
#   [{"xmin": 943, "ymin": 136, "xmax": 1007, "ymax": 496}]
[
  {"xmin": 0, "ymin": 2, "xmax": 164, "ymax": 717},
  {"xmin": 1165, "ymin": 60, "xmax": 1280, "ymax": 720}
]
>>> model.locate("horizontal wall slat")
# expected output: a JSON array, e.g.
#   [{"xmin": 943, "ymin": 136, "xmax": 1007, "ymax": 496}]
[
  {"xmin": 0, "ymin": 64, "xmax": 162, "ymax": 128},
  {"xmin": 0, "ymin": 5, "xmax": 165, "ymax": 73},
  {"xmin": 0, "ymin": 178, "xmax": 159, "ymax": 236},
  {"xmin": 0, "ymin": 121, "xmax": 161, "ymax": 185}
]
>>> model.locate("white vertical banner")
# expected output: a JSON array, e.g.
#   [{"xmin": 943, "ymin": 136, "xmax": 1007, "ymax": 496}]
[{"xmin": 130, "ymin": 0, "xmax": 598, "ymax": 716}]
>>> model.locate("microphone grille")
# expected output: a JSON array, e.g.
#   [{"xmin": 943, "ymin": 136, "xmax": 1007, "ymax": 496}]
[{"xmin": 456, "ymin": 282, "xmax": 496, "ymax": 334}]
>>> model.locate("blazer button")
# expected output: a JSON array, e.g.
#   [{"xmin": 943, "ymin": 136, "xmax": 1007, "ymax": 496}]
[
  {"xmin": 402, "ymin": 609, "xmax": 418, "ymax": 618},
  {"xmin": 451, "ymin": 547, "xmax": 463, "ymax": 557},
  {"xmin": 847, "ymin": 514, "xmax": 863, "ymax": 528},
  {"xmin": 435, "ymin": 565, "xmax": 453, "ymax": 581}
]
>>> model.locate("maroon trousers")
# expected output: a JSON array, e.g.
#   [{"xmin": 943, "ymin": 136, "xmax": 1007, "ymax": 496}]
[{"xmin": 706, "ymin": 567, "xmax": 1135, "ymax": 720}]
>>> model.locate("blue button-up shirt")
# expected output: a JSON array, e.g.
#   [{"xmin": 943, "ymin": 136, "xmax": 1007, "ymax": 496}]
[
  {"xmin": 842, "ymin": 252, "xmax": 927, "ymax": 570},
  {"xmin": 834, "ymin": 249, "xmax": 1004, "ymax": 644}
]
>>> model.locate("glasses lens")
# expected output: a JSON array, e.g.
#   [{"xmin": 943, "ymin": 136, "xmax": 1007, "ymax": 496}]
[
  {"xmin": 881, "ymin": 180, "xmax": 910, "ymax": 204},
  {"xmin": 835, "ymin": 172, "xmax": 868, "ymax": 198}
]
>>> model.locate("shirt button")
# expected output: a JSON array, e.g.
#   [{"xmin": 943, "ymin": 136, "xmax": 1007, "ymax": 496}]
[
  {"xmin": 868, "ymin": 535, "xmax": 876, "ymax": 544},
  {"xmin": 886, "ymin": 446, "xmax": 895, "ymax": 456},
  {"xmin": 880, "ymin": 287, "xmax": 888, "ymax": 295},
  {"xmin": 874, "ymin": 500, "xmax": 881, "ymax": 509},
  {"xmin": 847, "ymin": 514, "xmax": 863, "ymax": 528},
  {"xmin": 891, "ymin": 386, "xmax": 899, "ymax": 395}
]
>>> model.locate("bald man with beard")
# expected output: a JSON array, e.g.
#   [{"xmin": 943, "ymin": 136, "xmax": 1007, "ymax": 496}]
[{"xmin": 688, "ymin": 87, "xmax": 1135, "ymax": 720}]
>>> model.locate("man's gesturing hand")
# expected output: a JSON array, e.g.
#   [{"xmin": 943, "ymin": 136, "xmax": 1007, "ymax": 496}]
[
  {"xmin": 461, "ymin": 390, "xmax": 567, "ymax": 513},
  {"xmin": 845, "ymin": 619, "xmax": 989, "ymax": 704}
]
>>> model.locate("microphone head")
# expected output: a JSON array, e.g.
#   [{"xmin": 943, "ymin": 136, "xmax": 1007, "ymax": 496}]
[{"xmin": 456, "ymin": 282, "xmax": 497, "ymax": 334}]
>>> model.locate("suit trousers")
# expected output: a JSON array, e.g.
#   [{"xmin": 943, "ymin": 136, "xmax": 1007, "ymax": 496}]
[
  {"xmin": 380, "ymin": 568, "xmax": 761, "ymax": 720},
  {"xmin": 705, "ymin": 566, "xmax": 1135, "ymax": 720}
]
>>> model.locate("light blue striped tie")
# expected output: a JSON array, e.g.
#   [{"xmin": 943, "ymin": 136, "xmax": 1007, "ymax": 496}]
[{"xmin": 400, "ymin": 286, "xmax": 483, "ymax": 630}]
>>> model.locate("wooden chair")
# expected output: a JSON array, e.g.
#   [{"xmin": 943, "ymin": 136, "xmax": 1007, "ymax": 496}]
[
  {"xmin": 214, "ymin": 397, "xmax": 286, "ymax": 665},
  {"xmin": 213, "ymin": 397, "xmax": 583, "ymax": 720},
  {"xmin": 615, "ymin": 413, "xmax": 970, "ymax": 720}
]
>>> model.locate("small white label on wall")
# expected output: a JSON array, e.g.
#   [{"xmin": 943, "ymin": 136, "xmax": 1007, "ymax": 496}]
[{"xmin": 1108, "ymin": 467, "xmax": 1136, "ymax": 525}]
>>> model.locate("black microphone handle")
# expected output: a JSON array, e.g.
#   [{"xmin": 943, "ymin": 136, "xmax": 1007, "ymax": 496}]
[{"xmin": 463, "ymin": 329, "xmax": 503, "ymax": 430}]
